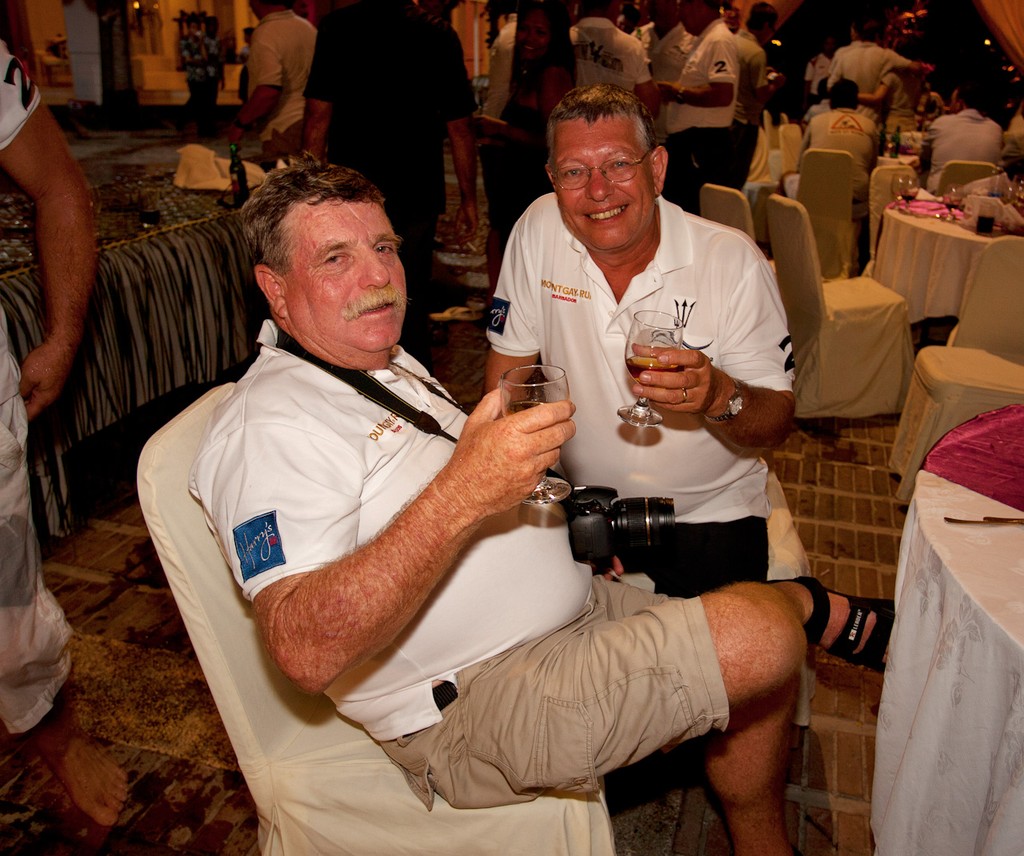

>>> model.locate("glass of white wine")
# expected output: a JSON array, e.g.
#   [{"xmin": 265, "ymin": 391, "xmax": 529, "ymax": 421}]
[
  {"xmin": 499, "ymin": 364, "xmax": 572, "ymax": 504},
  {"xmin": 618, "ymin": 310, "xmax": 684, "ymax": 428}
]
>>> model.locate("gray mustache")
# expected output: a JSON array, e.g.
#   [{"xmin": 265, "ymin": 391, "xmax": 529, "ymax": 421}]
[{"xmin": 343, "ymin": 284, "xmax": 408, "ymax": 321}]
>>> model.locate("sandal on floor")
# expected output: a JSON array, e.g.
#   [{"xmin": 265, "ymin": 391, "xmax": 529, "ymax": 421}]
[{"xmin": 782, "ymin": 576, "xmax": 894, "ymax": 672}]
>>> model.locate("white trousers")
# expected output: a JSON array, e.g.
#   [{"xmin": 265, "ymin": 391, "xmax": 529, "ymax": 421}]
[{"xmin": 0, "ymin": 325, "xmax": 71, "ymax": 733}]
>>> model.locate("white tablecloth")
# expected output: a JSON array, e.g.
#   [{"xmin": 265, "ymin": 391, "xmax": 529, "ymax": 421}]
[
  {"xmin": 872, "ymin": 207, "xmax": 992, "ymax": 322},
  {"xmin": 871, "ymin": 470, "xmax": 1024, "ymax": 855}
]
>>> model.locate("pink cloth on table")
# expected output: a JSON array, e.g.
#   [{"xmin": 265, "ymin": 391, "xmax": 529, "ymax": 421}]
[
  {"xmin": 885, "ymin": 200, "xmax": 963, "ymax": 220},
  {"xmin": 923, "ymin": 405, "xmax": 1024, "ymax": 512}
]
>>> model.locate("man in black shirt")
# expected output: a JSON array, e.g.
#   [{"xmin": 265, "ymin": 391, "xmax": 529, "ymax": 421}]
[{"xmin": 302, "ymin": 0, "xmax": 479, "ymax": 371}]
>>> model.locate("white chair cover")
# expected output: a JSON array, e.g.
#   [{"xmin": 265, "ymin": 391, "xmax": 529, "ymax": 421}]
[
  {"xmin": 767, "ymin": 194, "xmax": 914, "ymax": 419},
  {"xmin": 746, "ymin": 127, "xmax": 773, "ymax": 183},
  {"xmin": 763, "ymin": 109, "xmax": 781, "ymax": 150},
  {"xmin": 778, "ymin": 123, "xmax": 802, "ymax": 177},
  {"xmin": 945, "ymin": 236, "xmax": 1024, "ymax": 362},
  {"xmin": 796, "ymin": 148, "xmax": 856, "ymax": 280},
  {"xmin": 889, "ymin": 349, "xmax": 1024, "ymax": 500},
  {"xmin": 700, "ymin": 183, "xmax": 757, "ymax": 240},
  {"xmin": 864, "ymin": 162, "xmax": 916, "ymax": 276},
  {"xmin": 889, "ymin": 237, "xmax": 1024, "ymax": 498},
  {"xmin": 137, "ymin": 386, "xmax": 617, "ymax": 856},
  {"xmin": 936, "ymin": 159, "xmax": 1000, "ymax": 195}
]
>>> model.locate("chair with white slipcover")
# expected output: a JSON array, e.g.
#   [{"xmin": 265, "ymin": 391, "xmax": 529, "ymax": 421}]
[
  {"xmin": 796, "ymin": 148, "xmax": 859, "ymax": 279},
  {"xmin": 936, "ymin": 159, "xmax": 1001, "ymax": 195},
  {"xmin": 701, "ymin": 183, "xmax": 757, "ymax": 240},
  {"xmin": 889, "ymin": 236, "xmax": 1024, "ymax": 499},
  {"xmin": 767, "ymin": 194, "xmax": 913, "ymax": 419},
  {"xmin": 863, "ymin": 162, "xmax": 916, "ymax": 276},
  {"xmin": 137, "ymin": 384, "xmax": 616, "ymax": 856}
]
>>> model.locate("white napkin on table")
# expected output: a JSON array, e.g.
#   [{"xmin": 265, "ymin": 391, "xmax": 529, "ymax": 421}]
[{"xmin": 173, "ymin": 144, "xmax": 266, "ymax": 191}]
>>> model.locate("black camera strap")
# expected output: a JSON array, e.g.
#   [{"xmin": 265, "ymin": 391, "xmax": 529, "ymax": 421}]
[{"xmin": 276, "ymin": 331, "xmax": 464, "ymax": 444}]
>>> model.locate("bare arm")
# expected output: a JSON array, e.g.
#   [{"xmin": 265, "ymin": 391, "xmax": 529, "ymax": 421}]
[
  {"xmin": 755, "ymin": 71, "xmax": 785, "ymax": 105},
  {"xmin": 630, "ymin": 348, "xmax": 794, "ymax": 448},
  {"xmin": 483, "ymin": 348, "xmax": 539, "ymax": 395},
  {"xmin": 227, "ymin": 83, "xmax": 282, "ymax": 143},
  {"xmin": 635, "ymin": 79, "xmax": 662, "ymax": 119},
  {"xmin": 252, "ymin": 389, "xmax": 575, "ymax": 693},
  {"xmin": 0, "ymin": 104, "xmax": 96, "ymax": 419},
  {"xmin": 302, "ymin": 96, "xmax": 332, "ymax": 162},
  {"xmin": 445, "ymin": 114, "xmax": 478, "ymax": 239},
  {"xmin": 858, "ymin": 81, "xmax": 891, "ymax": 112}
]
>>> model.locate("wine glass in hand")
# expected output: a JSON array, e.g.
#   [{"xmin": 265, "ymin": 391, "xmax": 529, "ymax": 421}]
[
  {"xmin": 892, "ymin": 174, "xmax": 919, "ymax": 211},
  {"xmin": 499, "ymin": 364, "xmax": 573, "ymax": 504},
  {"xmin": 618, "ymin": 310, "xmax": 684, "ymax": 428}
]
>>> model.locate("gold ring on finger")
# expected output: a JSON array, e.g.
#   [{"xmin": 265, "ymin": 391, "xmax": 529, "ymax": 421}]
[{"xmin": 682, "ymin": 387, "xmax": 688, "ymax": 403}]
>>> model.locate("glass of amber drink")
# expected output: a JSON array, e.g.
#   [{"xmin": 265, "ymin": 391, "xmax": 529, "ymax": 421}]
[{"xmin": 618, "ymin": 310, "xmax": 683, "ymax": 428}]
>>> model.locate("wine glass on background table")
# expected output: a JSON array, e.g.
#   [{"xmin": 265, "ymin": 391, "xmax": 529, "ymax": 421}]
[
  {"xmin": 499, "ymin": 364, "xmax": 573, "ymax": 504},
  {"xmin": 618, "ymin": 310, "xmax": 684, "ymax": 428},
  {"xmin": 943, "ymin": 183, "xmax": 965, "ymax": 220},
  {"xmin": 892, "ymin": 173, "xmax": 919, "ymax": 211}
]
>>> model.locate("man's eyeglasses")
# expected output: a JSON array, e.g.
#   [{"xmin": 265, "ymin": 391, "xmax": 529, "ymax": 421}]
[{"xmin": 550, "ymin": 150, "xmax": 653, "ymax": 190}]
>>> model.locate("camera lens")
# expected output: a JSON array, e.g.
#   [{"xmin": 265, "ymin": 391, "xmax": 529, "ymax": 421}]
[{"xmin": 612, "ymin": 497, "xmax": 676, "ymax": 550}]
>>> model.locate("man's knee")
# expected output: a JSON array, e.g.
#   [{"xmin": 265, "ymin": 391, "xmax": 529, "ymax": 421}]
[{"xmin": 701, "ymin": 583, "xmax": 806, "ymax": 703}]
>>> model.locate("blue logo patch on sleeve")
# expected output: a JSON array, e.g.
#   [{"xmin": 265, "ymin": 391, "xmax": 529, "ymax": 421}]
[
  {"xmin": 233, "ymin": 511, "xmax": 286, "ymax": 582},
  {"xmin": 489, "ymin": 297, "xmax": 511, "ymax": 335}
]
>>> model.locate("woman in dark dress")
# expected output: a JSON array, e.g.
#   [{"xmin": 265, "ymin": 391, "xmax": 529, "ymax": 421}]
[{"xmin": 477, "ymin": 0, "xmax": 575, "ymax": 294}]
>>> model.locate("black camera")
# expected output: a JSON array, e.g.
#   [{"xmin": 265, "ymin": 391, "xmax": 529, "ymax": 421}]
[{"xmin": 563, "ymin": 485, "xmax": 676, "ymax": 565}]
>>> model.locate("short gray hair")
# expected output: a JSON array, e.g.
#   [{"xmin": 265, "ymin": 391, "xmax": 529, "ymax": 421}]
[
  {"xmin": 241, "ymin": 154, "xmax": 386, "ymax": 273},
  {"xmin": 546, "ymin": 84, "xmax": 657, "ymax": 160}
]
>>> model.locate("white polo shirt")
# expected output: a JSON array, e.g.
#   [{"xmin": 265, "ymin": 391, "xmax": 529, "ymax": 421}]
[
  {"xmin": 190, "ymin": 322, "xmax": 592, "ymax": 740},
  {"xmin": 645, "ymin": 23, "xmax": 695, "ymax": 143},
  {"xmin": 665, "ymin": 18, "xmax": 737, "ymax": 134},
  {"xmin": 571, "ymin": 16, "xmax": 652, "ymax": 90},
  {"xmin": 488, "ymin": 195, "xmax": 793, "ymax": 524}
]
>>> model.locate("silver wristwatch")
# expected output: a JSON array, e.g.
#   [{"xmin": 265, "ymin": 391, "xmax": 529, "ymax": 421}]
[{"xmin": 706, "ymin": 379, "xmax": 745, "ymax": 423}]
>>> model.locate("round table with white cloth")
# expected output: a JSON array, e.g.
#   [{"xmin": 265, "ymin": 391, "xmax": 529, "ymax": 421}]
[
  {"xmin": 872, "ymin": 206, "xmax": 995, "ymax": 323},
  {"xmin": 871, "ymin": 469, "xmax": 1024, "ymax": 855}
]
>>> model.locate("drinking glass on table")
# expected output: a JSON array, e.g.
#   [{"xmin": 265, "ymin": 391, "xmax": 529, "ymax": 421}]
[
  {"xmin": 943, "ymin": 183, "xmax": 965, "ymax": 220},
  {"xmin": 892, "ymin": 174, "xmax": 919, "ymax": 210},
  {"xmin": 618, "ymin": 310, "xmax": 684, "ymax": 428},
  {"xmin": 499, "ymin": 364, "xmax": 573, "ymax": 504}
]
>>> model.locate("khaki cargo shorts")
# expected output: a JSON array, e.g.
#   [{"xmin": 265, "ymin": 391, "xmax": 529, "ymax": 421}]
[{"xmin": 381, "ymin": 577, "xmax": 729, "ymax": 809}]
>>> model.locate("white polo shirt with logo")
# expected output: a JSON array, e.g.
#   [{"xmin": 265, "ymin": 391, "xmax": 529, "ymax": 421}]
[
  {"xmin": 190, "ymin": 321, "xmax": 592, "ymax": 740},
  {"xmin": 488, "ymin": 194, "xmax": 793, "ymax": 524},
  {"xmin": 571, "ymin": 16, "xmax": 652, "ymax": 91},
  {"xmin": 664, "ymin": 17, "xmax": 737, "ymax": 134}
]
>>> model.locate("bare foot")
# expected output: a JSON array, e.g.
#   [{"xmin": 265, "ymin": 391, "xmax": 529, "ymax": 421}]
[{"xmin": 28, "ymin": 693, "xmax": 128, "ymax": 826}]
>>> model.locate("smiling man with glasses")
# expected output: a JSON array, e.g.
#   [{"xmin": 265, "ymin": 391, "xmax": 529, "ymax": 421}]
[{"xmin": 485, "ymin": 83, "xmax": 795, "ymax": 601}]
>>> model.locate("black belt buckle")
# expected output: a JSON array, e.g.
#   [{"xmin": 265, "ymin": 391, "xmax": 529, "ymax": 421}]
[{"xmin": 432, "ymin": 680, "xmax": 458, "ymax": 712}]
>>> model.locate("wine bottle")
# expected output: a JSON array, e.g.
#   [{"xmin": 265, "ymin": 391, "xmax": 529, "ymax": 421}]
[
  {"xmin": 889, "ymin": 126, "xmax": 901, "ymax": 159},
  {"xmin": 229, "ymin": 143, "xmax": 249, "ymax": 208}
]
